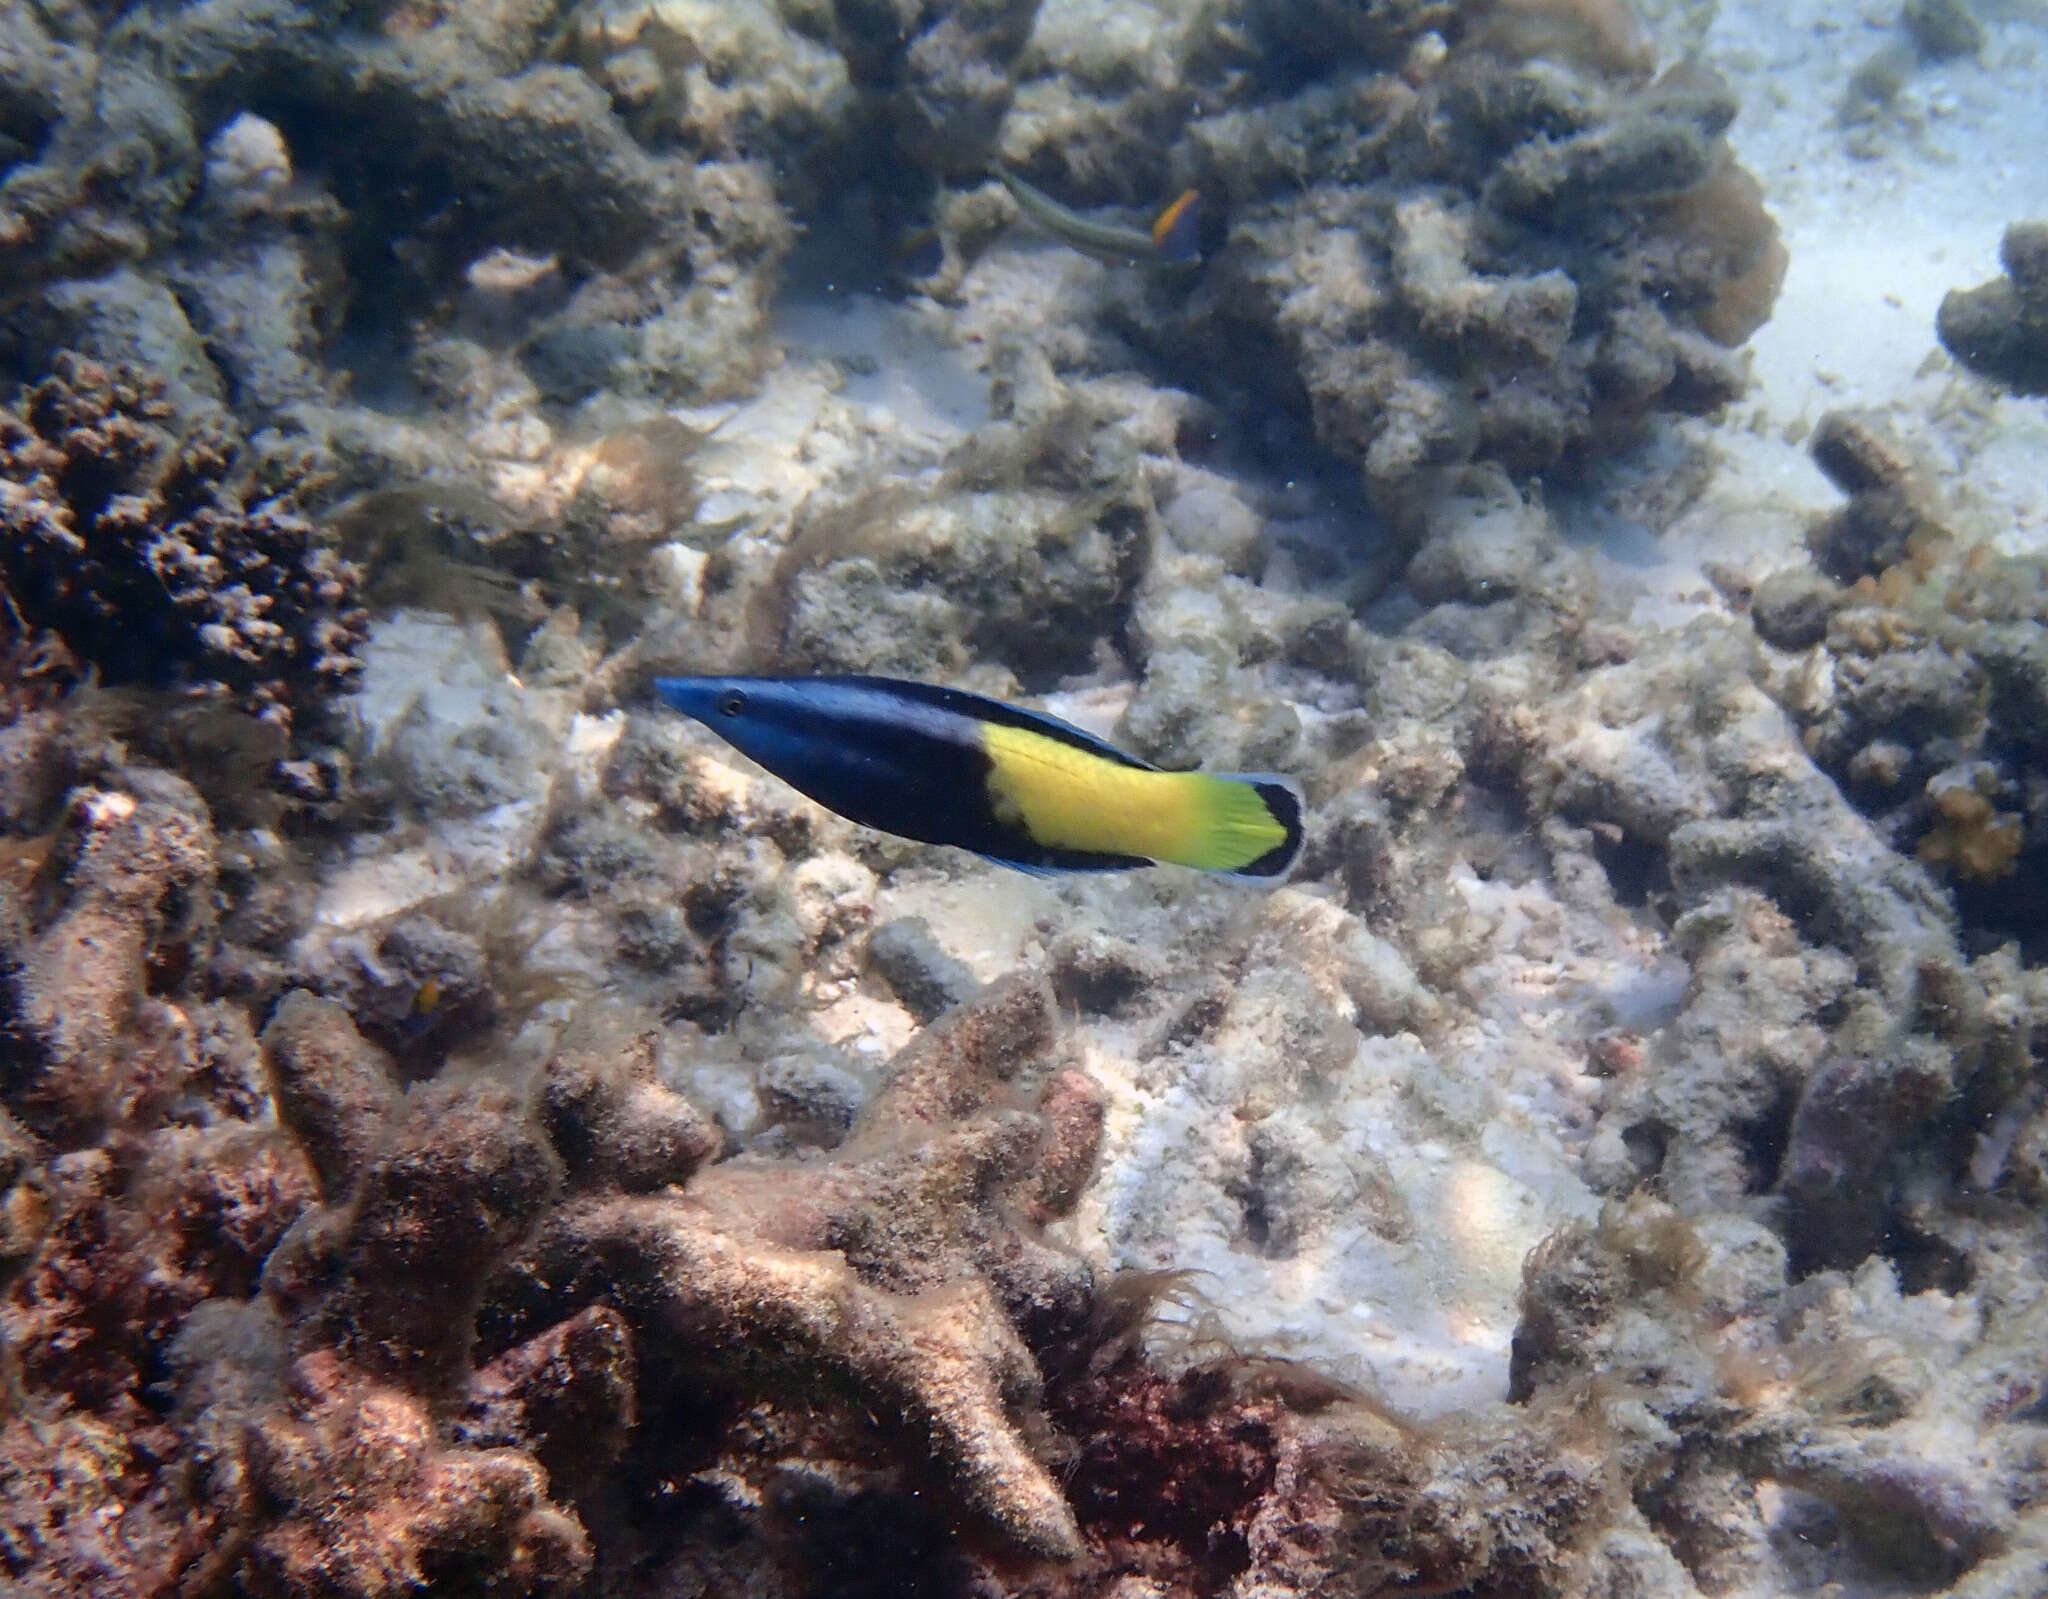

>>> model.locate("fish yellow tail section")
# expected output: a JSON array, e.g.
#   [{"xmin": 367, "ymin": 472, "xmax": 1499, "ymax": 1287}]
[
  {"xmin": 1183, "ymin": 771, "xmax": 1304, "ymax": 879},
  {"xmin": 980, "ymin": 721, "xmax": 1303, "ymax": 879}
]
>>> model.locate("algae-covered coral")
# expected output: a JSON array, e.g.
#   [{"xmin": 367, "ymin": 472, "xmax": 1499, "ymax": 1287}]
[{"xmin": 0, "ymin": 822, "xmax": 1096, "ymax": 1590}]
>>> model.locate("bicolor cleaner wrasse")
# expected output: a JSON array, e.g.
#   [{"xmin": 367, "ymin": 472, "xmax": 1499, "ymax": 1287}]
[
  {"xmin": 993, "ymin": 166, "xmax": 1203, "ymax": 267},
  {"xmin": 653, "ymin": 674, "xmax": 1304, "ymax": 881}
]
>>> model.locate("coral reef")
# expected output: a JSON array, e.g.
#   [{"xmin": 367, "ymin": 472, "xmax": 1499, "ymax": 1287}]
[
  {"xmin": 485, "ymin": 973, "xmax": 1099, "ymax": 1560},
  {"xmin": 0, "ymin": 785, "xmax": 1108, "ymax": 1589},
  {"xmin": 0, "ymin": 0, "xmax": 823, "ymax": 547},
  {"xmin": 1733, "ymin": 408, "xmax": 2048, "ymax": 951},
  {"xmin": 0, "ymin": 774, "xmax": 221, "ymax": 1140},
  {"xmin": 736, "ymin": 353, "xmax": 1162, "ymax": 685},
  {"xmin": 835, "ymin": 0, "xmax": 1044, "ymax": 176},
  {"xmin": 1505, "ymin": 1196, "xmax": 2048, "ymax": 1594},
  {"xmin": 1, "ymin": 0, "xmax": 2046, "ymax": 1596},
  {"xmin": 0, "ymin": 11, "xmax": 196, "ymax": 299},
  {"xmin": 1185, "ymin": 58, "xmax": 1778, "ymax": 512}
]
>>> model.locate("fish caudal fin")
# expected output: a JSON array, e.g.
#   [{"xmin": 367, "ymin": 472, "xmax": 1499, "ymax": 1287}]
[
  {"xmin": 1149, "ymin": 189, "xmax": 1202, "ymax": 263},
  {"xmin": 1176, "ymin": 771, "xmax": 1304, "ymax": 881}
]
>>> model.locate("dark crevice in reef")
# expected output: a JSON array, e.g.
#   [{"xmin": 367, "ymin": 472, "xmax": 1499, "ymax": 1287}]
[
  {"xmin": 1591, "ymin": 825, "xmax": 1670, "ymax": 909},
  {"xmin": 1949, "ymin": 847, "xmax": 2048, "ymax": 961},
  {"xmin": 1736, "ymin": 1078, "xmax": 1801, "ymax": 1196},
  {"xmin": 1886, "ymin": 1217, "xmax": 1974, "ymax": 1298},
  {"xmin": 1619, "ymin": 1117, "xmax": 1673, "ymax": 1183}
]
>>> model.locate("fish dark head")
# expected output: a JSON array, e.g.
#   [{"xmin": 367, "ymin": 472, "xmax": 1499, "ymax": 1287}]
[
  {"xmin": 652, "ymin": 675, "xmax": 974, "ymax": 838},
  {"xmin": 653, "ymin": 676, "xmax": 817, "ymax": 774}
]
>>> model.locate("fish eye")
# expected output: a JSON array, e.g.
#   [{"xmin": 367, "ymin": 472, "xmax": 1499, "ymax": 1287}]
[{"xmin": 717, "ymin": 689, "xmax": 748, "ymax": 717}]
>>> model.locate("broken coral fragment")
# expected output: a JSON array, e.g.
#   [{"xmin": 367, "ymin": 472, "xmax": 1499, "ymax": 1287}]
[
  {"xmin": 0, "ymin": 778, "xmax": 217, "ymax": 1139},
  {"xmin": 235, "ymin": 1347, "xmax": 593, "ymax": 1599}
]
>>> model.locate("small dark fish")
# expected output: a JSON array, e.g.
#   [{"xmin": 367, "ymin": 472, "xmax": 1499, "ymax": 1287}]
[
  {"xmin": 654, "ymin": 674, "xmax": 1302, "ymax": 880},
  {"xmin": 994, "ymin": 166, "xmax": 1203, "ymax": 267}
]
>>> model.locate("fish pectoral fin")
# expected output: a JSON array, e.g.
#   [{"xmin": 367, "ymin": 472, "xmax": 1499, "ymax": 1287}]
[{"xmin": 978, "ymin": 855, "xmax": 1081, "ymax": 878}]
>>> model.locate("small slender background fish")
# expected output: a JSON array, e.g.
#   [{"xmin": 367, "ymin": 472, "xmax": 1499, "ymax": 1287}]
[
  {"xmin": 654, "ymin": 674, "xmax": 1303, "ymax": 880},
  {"xmin": 994, "ymin": 166, "xmax": 1203, "ymax": 267}
]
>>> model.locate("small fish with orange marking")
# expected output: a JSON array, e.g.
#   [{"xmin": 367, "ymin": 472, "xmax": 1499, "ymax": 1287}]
[{"xmin": 993, "ymin": 165, "xmax": 1204, "ymax": 268}]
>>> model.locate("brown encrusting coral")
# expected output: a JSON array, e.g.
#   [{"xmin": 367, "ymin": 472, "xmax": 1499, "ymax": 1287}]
[{"xmin": 0, "ymin": 354, "xmax": 367, "ymax": 736}]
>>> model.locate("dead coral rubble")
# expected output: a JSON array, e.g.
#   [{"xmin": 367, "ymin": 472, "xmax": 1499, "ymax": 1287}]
[
  {"xmin": 1199, "ymin": 57, "xmax": 1778, "ymax": 510},
  {"xmin": 3, "ymin": 0, "xmax": 820, "ymax": 510},
  {"xmin": 1514, "ymin": 615, "xmax": 2035, "ymax": 1268},
  {"xmin": 737, "ymin": 355, "xmax": 1159, "ymax": 685},
  {"xmin": 0, "ymin": 9, "xmax": 196, "ymax": 298},
  {"xmin": 0, "ymin": 776, "xmax": 218, "ymax": 1141},
  {"xmin": 979, "ymin": 1242, "xmax": 1731, "ymax": 1599},
  {"xmin": 834, "ymin": 0, "xmax": 1045, "ymax": 176},
  {"xmin": 1759, "ymin": 409, "xmax": 2048, "ymax": 933},
  {"xmin": 484, "ymin": 973, "xmax": 1099, "ymax": 1561},
  {"xmin": 0, "ymin": 772, "xmax": 321, "ymax": 1593},
  {"xmin": 1244, "ymin": 465, "xmax": 2046, "ymax": 1309},
  {"xmin": 1510, "ymin": 1197, "xmax": 2048, "ymax": 1596}
]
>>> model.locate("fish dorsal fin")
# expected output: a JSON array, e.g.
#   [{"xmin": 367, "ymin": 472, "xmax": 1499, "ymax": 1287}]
[{"xmin": 832, "ymin": 675, "xmax": 1157, "ymax": 772}]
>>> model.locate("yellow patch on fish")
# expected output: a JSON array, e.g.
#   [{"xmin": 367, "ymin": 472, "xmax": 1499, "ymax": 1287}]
[{"xmin": 980, "ymin": 722, "xmax": 1287, "ymax": 872}]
